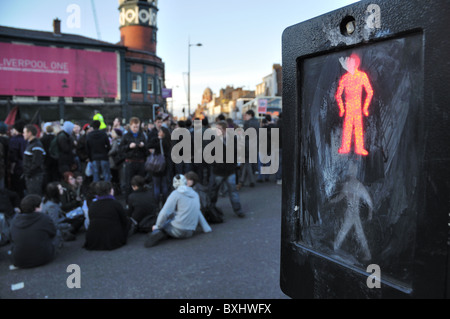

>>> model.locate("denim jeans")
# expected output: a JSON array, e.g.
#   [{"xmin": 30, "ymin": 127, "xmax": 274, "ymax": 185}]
[
  {"xmin": 92, "ymin": 160, "xmax": 112, "ymax": 182},
  {"xmin": 153, "ymin": 175, "xmax": 169, "ymax": 202},
  {"xmin": 276, "ymin": 149, "xmax": 282, "ymax": 180},
  {"xmin": 240, "ymin": 162, "xmax": 255, "ymax": 186},
  {"xmin": 162, "ymin": 219, "xmax": 194, "ymax": 239},
  {"xmin": 210, "ymin": 174, "xmax": 242, "ymax": 213},
  {"xmin": 257, "ymin": 155, "xmax": 271, "ymax": 181}
]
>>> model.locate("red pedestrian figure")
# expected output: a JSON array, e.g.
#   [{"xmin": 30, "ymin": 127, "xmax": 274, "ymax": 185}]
[{"xmin": 335, "ymin": 53, "xmax": 373, "ymax": 156}]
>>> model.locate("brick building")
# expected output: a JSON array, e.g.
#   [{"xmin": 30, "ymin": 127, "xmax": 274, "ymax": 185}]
[{"xmin": 0, "ymin": 0, "xmax": 166, "ymax": 125}]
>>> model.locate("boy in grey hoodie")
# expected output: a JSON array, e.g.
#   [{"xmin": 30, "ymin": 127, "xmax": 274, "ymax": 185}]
[{"xmin": 144, "ymin": 172, "xmax": 211, "ymax": 247}]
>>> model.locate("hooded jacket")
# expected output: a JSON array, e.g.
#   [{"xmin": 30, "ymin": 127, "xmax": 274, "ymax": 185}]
[
  {"xmin": 86, "ymin": 129, "xmax": 111, "ymax": 161},
  {"xmin": 10, "ymin": 212, "xmax": 57, "ymax": 268},
  {"xmin": 155, "ymin": 186, "xmax": 205, "ymax": 231}
]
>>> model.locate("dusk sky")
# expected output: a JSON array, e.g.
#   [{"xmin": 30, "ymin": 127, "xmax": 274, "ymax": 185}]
[{"xmin": 0, "ymin": 0, "xmax": 359, "ymax": 117}]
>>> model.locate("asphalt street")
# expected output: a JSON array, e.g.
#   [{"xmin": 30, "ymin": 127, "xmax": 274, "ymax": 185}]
[{"xmin": 0, "ymin": 179, "xmax": 289, "ymax": 299}]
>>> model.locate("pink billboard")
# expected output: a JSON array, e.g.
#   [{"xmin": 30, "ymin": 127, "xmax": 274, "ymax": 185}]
[{"xmin": 0, "ymin": 42, "xmax": 118, "ymax": 98}]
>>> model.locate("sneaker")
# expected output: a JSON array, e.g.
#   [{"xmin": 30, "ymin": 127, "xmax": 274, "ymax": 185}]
[
  {"xmin": 144, "ymin": 230, "xmax": 166, "ymax": 248},
  {"xmin": 235, "ymin": 210, "xmax": 245, "ymax": 218}
]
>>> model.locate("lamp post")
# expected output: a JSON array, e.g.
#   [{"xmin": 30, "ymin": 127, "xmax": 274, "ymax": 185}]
[{"xmin": 188, "ymin": 40, "xmax": 202, "ymax": 118}]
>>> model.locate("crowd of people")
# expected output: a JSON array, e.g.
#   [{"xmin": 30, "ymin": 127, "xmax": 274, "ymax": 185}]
[{"xmin": 0, "ymin": 109, "xmax": 282, "ymax": 269}]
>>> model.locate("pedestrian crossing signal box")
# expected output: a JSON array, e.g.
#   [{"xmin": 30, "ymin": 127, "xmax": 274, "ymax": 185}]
[{"xmin": 280, "ymin": 0, "xmax": 450, "ymax": 298}]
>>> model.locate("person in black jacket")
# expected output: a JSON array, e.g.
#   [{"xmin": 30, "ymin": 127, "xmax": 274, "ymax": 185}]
[
  {"xmin": 40, "ymin": 123, "xmax": 59, "ymax": 185},
  {"xmin": 57, "ymin": 121, "xmax": 77, "ymax": 177},
  {"xmin": 127, "ymin": 175, "xmax": 158, "ymax": 233},
  {"xmin": 84, "ymin": 181, "xmax": 130, "ymax": 251},
  {"xmin": 9, "ymin": 120, "xmax": 27, "ymax": 198},
  {"xmin": 23, "ymin": 124, "xmax": 45, "ymax": 196},
  {"xmin": 119, "ymin": 117, "xmax": 149, "ymax": 201},
  {"xmin": 209, "ymin": 121, "xmax": 245, "ymax": 218},
  {"xmin": 86, "ymin": 120, "xmax": 111, "ymax": 182},
  {"xmin": 10, "ymin": 194, "xmax": 60, "ymax": 268},
  {"xmin": 148, "ymin": 126, "xmax": 172, "ymax": 207}
]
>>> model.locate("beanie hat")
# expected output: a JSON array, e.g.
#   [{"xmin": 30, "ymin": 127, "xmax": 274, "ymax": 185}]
[
  {"xmin": 172, "ymin": 174, "xmax": 187, "ymax": 190},
  {"xmin": 63, "ymin": 121, "xmax": 74, "ymax": 135}
]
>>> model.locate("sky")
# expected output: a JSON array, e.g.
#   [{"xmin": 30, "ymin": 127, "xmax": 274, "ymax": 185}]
[{"xmin": 0, "ymin": 0, "xmax": 359, "ymax": 118}]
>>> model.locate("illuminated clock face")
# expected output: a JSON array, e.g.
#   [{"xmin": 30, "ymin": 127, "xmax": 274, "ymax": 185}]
[{"xmin": 298, "ymin": 32, "xmax": 424, "ymax": 287}]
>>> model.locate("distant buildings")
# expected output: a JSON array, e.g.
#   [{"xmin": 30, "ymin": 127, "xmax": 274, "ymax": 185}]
[
  {"xmin": 195, "ymin": 64, "xmax": 282, "ymax": 122},
  {"xmin": 0, "ymin": 0, "xmax": 166, "ymax": 125}
]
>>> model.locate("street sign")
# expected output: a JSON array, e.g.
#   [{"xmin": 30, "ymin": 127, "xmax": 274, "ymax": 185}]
[{"xmin": 281, "ymin": 0, "xmax": 450, "ymax": 298}]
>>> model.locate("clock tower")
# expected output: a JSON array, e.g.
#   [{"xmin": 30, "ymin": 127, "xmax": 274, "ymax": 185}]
[{"xmin": 119, "ymin": 0, "xmax": 158, "ymax": 53}]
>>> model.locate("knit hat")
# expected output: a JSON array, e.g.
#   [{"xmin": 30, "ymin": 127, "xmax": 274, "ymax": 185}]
[
  {"xmin": 63, "ymin": 121, "xmax": 74, "ymax": 135},
  {"xmin": 172, "ymin": 174, "xmax": 187, "ymax": 190}
]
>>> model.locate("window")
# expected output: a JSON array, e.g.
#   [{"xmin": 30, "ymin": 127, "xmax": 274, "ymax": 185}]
[
  {"xmin": 147, "ymin": 76, "xmax": 154, "ymax": 94},
  {"xmin": 156, "ymin": 77, "xmax": 162, "ymax": 95},
  {"xmin": 132, "ymin": 74, "xmax": 142, "ymax": 92}
]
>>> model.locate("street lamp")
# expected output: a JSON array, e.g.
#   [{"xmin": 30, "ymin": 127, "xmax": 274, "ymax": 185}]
[{"xmin": 188, "ymin": 40, "xmax": 202, "ymax": 118}]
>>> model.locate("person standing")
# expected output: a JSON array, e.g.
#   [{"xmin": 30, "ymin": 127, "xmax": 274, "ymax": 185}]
[
  {"xmin": 148, "ymin": 126, "xmax": 172, "ymax": 207},
  {"xmin": 8, "ymin": 120, "xmax": 27, "ymax": 198},
  {"xmin": 242, "ymin": 110, "xmax": 260, "ymax": 186},
  {"xmin": 23, "ymin": 124, "xmax": 45, "ymax": 196},
  {"xmin": 210, "ymin": 121, "xmax": 245, "ymax": 218},
  {"xmin": 56, "ymin": 121, "xmax": 77, "ymax": 177},
  {"xmin": 0, "ymin": 121, "xmax": 10, "ymax": 189},
  {"xmin": 119, "ymin": 117, "xmax": 149, "ymax": 201},
  {"xmin": 86, "ymin": 120, "xmax": 112, "ymax": 182},
  {"xmin": 40, "ymin": 123, "xmax": 59, "ymax": 185}
]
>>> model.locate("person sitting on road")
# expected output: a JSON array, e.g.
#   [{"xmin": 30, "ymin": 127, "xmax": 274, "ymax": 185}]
[
  {"xmin": 144, "ymin": 172, "xmax": 211, "ymax": 248},
  {"xmin": 9, "ymin": 194, "xmax": 60, "ymax": 268},
  {"xmin": 41, "ymin": 182, "xmax": 76, "ymax": 242},
  {"xmin": 84, "ymin": 181, "xmax": 131, "ymax": 251},
  {"xmin": 127, "ymin": 175, "xmax": 158, "ymax": 233}
]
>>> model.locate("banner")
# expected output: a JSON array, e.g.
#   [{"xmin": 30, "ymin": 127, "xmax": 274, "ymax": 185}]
[
  {"xmin": 0, "ymin": 42, "xmax": 118, "ymax": 98},
  {"xmin": 258, "ymin": 98, "xmax": 268, "ymax": 114},
  {"xmin": 162, "ymin": 88, "xmax": 172, "ymax": 99}
]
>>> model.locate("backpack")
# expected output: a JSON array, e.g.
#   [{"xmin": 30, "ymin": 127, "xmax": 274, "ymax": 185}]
[
  {"xmin": 49, "ymin": 133, "xmax": 61, "ymax": 160},
  {"xmin": 193, "ymin": 183, "xmax": 223, "ymax": 224}
]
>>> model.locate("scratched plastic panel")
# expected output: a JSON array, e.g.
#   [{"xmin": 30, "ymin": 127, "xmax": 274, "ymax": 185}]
[{"xmin": 298, "ymin": 33, "xmax": 423, "ymax": 289}]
